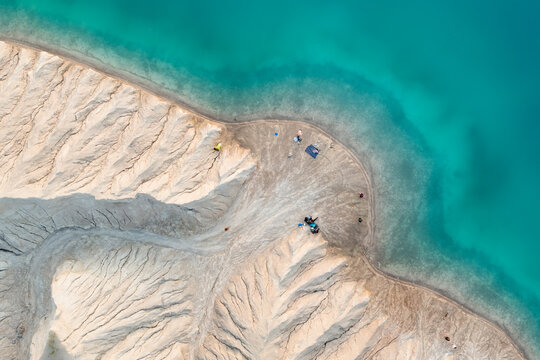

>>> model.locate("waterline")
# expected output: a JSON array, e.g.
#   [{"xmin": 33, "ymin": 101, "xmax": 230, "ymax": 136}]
[{"xmin": 1, "ymin": 1, "xmax": 539, "ymax": 357}]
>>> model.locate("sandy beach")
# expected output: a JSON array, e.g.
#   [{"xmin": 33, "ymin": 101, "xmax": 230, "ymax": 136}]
[{"xmin": 0, "ymin": 40, "xmax": 527, "ymax": 359}]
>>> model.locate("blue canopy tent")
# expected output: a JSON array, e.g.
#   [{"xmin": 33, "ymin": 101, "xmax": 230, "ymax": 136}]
[{"xmin": 305, "ymin": 144, "xmax": 319, "ymax": 158}]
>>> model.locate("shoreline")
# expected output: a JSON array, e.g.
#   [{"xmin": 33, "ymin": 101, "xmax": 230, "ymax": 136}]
[
  {"xmin": 0, "ymin": 36, "xmax": 529, "ymax": 359},
  {"xmin": 236, "ymin": 119, "xmax": 528, "ymax": 360}
]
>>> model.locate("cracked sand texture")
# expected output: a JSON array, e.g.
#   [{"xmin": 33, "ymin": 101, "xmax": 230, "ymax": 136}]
[{"xmin": 0, "ymin": 40, "xmax": 525, "ymax": 360}]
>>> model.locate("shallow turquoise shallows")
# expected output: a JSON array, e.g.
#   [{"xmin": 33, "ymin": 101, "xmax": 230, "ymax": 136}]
[{"xmin": 1, "ymin": 0, "xmax": 539, "ymax": 356}]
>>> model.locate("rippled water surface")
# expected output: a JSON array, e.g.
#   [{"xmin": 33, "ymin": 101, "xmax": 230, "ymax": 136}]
[{"xmin": 1, "ymin": 0, "xmax": 539, "ymax": 356}]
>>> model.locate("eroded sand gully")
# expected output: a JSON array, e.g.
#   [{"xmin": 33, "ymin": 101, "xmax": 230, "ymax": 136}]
[{"xmin": 0, "ymin": 40, "xmax": 525, "ymax": 359}]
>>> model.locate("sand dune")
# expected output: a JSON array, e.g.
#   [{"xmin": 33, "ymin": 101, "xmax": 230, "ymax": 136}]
[{"xmin": 0, "ymin": 40, "xmax": 524, "ymax": 360}]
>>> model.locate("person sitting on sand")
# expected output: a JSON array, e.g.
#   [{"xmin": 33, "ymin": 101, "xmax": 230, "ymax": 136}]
[
  {"xmin": 296, "ymin": 129, "xmax": 303, "ymax": 143},
  {"xmin": 305, "ymin": 216, "xmax": 318, "ymax": 224},
  {"xmin": 310, "ymin": 223, "xmax": 320, "ymax": 234}
]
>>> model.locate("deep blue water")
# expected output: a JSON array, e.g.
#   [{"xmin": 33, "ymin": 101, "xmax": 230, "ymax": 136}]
[{"xmin": 1, "ymin": 0, "xmax": 539, "ymax": 356}]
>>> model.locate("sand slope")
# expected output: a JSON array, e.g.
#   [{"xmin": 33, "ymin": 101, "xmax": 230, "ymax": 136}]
[{"xmin": 0, "ymin": 41, "xmax": 524, "ymax": 360}]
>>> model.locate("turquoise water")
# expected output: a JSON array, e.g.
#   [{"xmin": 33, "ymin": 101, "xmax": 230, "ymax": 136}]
[{"xmin": 1, "ymin": 0, "xmax": 539, "ymax": 356}]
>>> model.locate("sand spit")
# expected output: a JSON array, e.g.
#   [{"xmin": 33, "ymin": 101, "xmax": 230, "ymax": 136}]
[{"xmin": 0, "ymin": 40, "xmax": 525, "ymax": 359}]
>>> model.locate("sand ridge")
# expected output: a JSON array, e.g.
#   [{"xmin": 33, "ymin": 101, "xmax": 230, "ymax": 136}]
[{"xmin": 0, "ymin": 40, "xmax": 526, "ymax": 359}]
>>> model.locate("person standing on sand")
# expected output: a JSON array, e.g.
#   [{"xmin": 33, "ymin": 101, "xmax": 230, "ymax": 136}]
[
  {"xmin": 296, "ymin": 129, "xmax": 303, "ymax": 143},
  {"xmin": 305, "ymin": 216, "xmax": 317, "ymax": 224}
]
